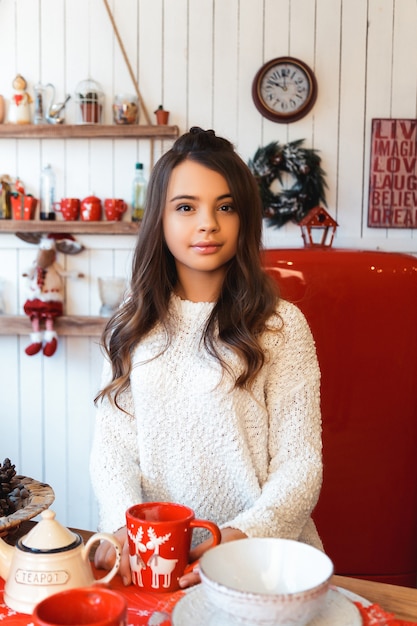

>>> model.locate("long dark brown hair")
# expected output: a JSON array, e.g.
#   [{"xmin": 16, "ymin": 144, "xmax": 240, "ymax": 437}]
[{"xmin": 95, "ymin": 127, "xmax": 279, "ymax": 409}]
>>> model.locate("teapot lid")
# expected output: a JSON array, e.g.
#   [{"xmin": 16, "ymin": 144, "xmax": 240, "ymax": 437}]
[
  {"xmin": 82, "ymin": 195, "xmax": 101, "ymax": 203},
  {"xmin": 21, "ymin": 509, "xmax": 80, "ymax": 551}
]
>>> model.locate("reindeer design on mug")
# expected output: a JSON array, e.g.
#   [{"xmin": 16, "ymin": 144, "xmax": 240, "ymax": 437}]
[
  {"xmin": 146, "ymin": 527, "xmax": 179, "ymax": 589},
  {"xmin": 127, "ymin": 526, "xmax": 147, "ymax": 587}
]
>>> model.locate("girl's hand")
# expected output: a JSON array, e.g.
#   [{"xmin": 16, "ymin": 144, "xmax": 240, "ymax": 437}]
[
  {"xmin": 94, "ymin": 525, "xmax": 247, "ymax": 589},
  {"xmin": 178, "ymin": 527, "xmax": 247, "ymax": 589},
  {"xmin": 94, "ymin": 526, "xmax": 132, "ymax": 586}
]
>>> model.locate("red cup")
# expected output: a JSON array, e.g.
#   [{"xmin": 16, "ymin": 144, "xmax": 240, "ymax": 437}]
[
  {"xmin": 54, "ymin": 198, "xmax": 80, "ymax": 221},
  {"xmin": 33, "ymin": 587, "xmax": 127, "ymax": 626},
  {"xmin": 81, "ymin": 195, "xmax": 102, "ymax": 221},
  {"xmin": 126, "ymin": 502, "xmax": 221, "ymax": 593},
  {"xmin": 104, "ymin": 198, "xmax": 127, "ymax": 221}
]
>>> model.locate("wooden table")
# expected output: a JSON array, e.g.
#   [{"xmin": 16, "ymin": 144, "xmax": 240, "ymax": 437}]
[
  {"xmin": 332, "ymin": 574, "xmax": 417, "ymax": 622},
  {"xmin": 5, "ymin": 522, "xmax": 417, "ymax": 622}
]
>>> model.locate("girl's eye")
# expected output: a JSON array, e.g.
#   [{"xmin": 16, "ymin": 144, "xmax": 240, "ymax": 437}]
[
  {"xmin": 176, "ymin": 204, "xmax": 193, "ymax": 212},
  {"xmin": 218, "ymin": 204, "xmax": 234, "ymax": 212}
]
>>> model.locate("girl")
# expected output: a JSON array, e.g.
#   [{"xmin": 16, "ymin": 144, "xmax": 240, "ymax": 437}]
[{"xmin": 90, "ymin": 127, "xmax": 322, "ymax": 588}]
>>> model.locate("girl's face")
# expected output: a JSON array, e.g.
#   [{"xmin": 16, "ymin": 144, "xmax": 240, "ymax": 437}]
[{"xmin": 163, "ymin": 159, "xmax": 240, "ymax": 295}]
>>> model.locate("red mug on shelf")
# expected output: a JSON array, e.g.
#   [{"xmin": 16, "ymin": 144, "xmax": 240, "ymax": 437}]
[
  {"xmin": 81, "ymin": 195, "xmax": 102, "ymax": 221},
  {"xmin": 104, "ymin": 198, "xmax": 127, "ymax": 221},
  {"xmin": 126, "ymin": 501, "xmax": 221, "ymax": 593},
  {"xmin": 54, "ymin": 198, "xmax": 80, "ymax": 221}
]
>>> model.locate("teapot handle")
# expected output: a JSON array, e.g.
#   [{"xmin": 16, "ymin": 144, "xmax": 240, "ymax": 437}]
[{"xmin": 84, "ymin": 532, "xmax": 122, "ymax": 584}]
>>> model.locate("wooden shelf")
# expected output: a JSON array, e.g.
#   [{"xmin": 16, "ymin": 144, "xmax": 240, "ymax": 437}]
[
  {"xmin": 0, "ymin": 315, "xmax": 106, "ymax": 336},
  {"xmin": 0, "ymin": 123, "xmax": 180, "ymax": 140},
  {"xmin": 0, "ymin": 220, "xmax": 139, "ymax": 235},
  {"xmin": 0, "ymin": 123, "xmax": 157, "ymax": 335},
  {"xmin": 0, "ymin": 123, "xmax": 173, "ymax": 232}
]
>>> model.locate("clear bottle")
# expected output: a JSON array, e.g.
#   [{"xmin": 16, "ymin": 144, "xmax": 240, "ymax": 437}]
[
  {"xmin": 40, "ymin": 164, "xmax": 56, "ymax": 220},
  {"xmin": 131, "ymin": 162, "xmax": 147, "ymax": 222},
  {"xmin": 33, "ymin": 84, "xmax": 45, "ymax": 125}
]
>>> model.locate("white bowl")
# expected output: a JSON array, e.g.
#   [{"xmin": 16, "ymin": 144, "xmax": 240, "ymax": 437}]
[{"xmin": 199, "ymin": 538, "xmax": 334, "ymax": 625}]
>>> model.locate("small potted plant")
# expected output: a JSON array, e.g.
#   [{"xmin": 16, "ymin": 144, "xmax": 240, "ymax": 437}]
[
  {"xmin": 154, "ymin": 105, "xmax": 169, "ymax": 125},
  {"xmin": 75, "ymin": 79, "xmax": 104, "ymax": 124}
]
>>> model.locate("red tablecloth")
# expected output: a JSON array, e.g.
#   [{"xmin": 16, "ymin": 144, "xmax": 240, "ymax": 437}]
[
  {"xmin": 353, "ymin": 602, "xmax": 416, "ymax": 626},
  {"xmin": 0, "ymin": 573, "xmax": 184, "ymax": 625},
  {"xmin": 1, "ymin": 575, "xmax": 416, "ymax": 625}
]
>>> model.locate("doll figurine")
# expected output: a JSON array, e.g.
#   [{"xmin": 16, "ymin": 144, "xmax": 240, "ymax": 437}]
[
  {"xmin": 19, "ymin": 234, "xmax": 84, "ymax": 357},
  {"xmin": 9, "ymin": 74, "xmax": 32, "ymax": 124}
]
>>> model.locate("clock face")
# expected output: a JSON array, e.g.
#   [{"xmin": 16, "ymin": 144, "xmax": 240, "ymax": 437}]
[{"xmin": 252, "ymin": 57, "xmax": 317, "ymax": 123}]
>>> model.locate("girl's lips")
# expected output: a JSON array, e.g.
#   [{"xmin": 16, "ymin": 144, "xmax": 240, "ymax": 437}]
[{"xmin": 192, "ymin": 242, "xmax": 221, "ymax": 253}]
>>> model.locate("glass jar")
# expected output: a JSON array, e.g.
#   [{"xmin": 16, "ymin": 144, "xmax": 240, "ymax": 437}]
[
  {"xmin": 74, "ymin": 79, "xmax": 104, "ymax": 124},
  {"xmin": 113, "ymin": 93, "xmax": 139, "ymax": 125},
  {"xmin": 98, "ymin": 276, "xmax": 127, "ymax": 316}
]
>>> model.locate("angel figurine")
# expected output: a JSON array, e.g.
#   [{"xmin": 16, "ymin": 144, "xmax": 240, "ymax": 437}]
[{"xmin": 9, "ymin": 74, "xmax": 32, "ymax": 124}]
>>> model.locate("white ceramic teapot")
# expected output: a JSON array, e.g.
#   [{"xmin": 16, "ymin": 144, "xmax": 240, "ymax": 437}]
[{"xmin": 0, "ymin": 509, "xmax": 121, "ymax": 614}]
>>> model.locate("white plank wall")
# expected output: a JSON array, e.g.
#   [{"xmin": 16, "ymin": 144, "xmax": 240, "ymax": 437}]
[{"xmin": 0, "ymin": 0, "xmax": 416, "ymax": 530}]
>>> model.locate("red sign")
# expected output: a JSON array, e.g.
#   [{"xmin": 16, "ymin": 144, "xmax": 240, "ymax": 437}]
[{"xmin": 368, "ymin": 118, "xmax": 417, "ymax": 228}]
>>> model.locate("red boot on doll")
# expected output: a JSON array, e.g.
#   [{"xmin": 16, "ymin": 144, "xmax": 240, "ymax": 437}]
[
  {"xmin": 43, "ymin": 330, "xmax": 58, "ymax": 357},
  {"xmin": 25, "ymin": 331, "xmax": 43, "ymax": 356}
]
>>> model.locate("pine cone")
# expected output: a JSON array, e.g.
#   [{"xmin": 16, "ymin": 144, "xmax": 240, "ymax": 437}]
[{"xmin": 0, "ymin": 458, "xmax": 18, "ymax": 517}]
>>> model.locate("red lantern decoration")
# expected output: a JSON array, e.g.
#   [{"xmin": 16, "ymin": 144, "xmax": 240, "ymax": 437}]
[{"xmin": 299, "ymin": 206, "xmax": 338, "ymax": 248}]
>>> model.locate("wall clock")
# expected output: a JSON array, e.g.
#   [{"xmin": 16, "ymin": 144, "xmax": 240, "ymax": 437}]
[{"xmin": 252, "ymin": 57, "xmax": 318, "ymax": 123}]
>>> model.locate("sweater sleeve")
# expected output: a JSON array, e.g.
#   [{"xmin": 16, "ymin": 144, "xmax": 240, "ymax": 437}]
[
  {"xmin": 226, "ymin": 301, "xmax": 322, "ymax": 542},
  {"xmin": 89, "ymin": 359, "xmax": 142, "ymax": 532}
]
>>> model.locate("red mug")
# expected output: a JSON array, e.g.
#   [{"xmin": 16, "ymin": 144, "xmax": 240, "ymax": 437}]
[
  {"xmin": 54, "ymin": 198, "xmax": 80, "ymax": 221},
  {"xmin": 81, "ymin": 195, "xmax": 102, "ymax": 221},
  {"xmin": 126, "ymin": 502, "xmax": 221, "ymax": 593},
  {"xmin": 33, "ymin": 587, "xmax": 127, "ymax": 626},
  {"xmin": 104, "ymin": 198, "xmax": 127, "ymax": 221}
]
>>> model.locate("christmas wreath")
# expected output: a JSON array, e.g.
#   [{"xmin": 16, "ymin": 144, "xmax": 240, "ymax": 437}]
[{"xmin": 248, "ymin": 139, "xmax": 327, "ymax": 228}]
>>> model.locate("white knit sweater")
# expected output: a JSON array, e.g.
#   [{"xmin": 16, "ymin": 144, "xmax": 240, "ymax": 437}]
[{"xmin": 90, "ymin": 296, "xmax": 323, "ymax": 549}]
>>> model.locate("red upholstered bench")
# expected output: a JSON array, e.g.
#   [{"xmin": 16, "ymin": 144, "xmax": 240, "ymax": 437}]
[{"xmin": 262, "ymin": 248, "xmax": 417, "ymax": 587}]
